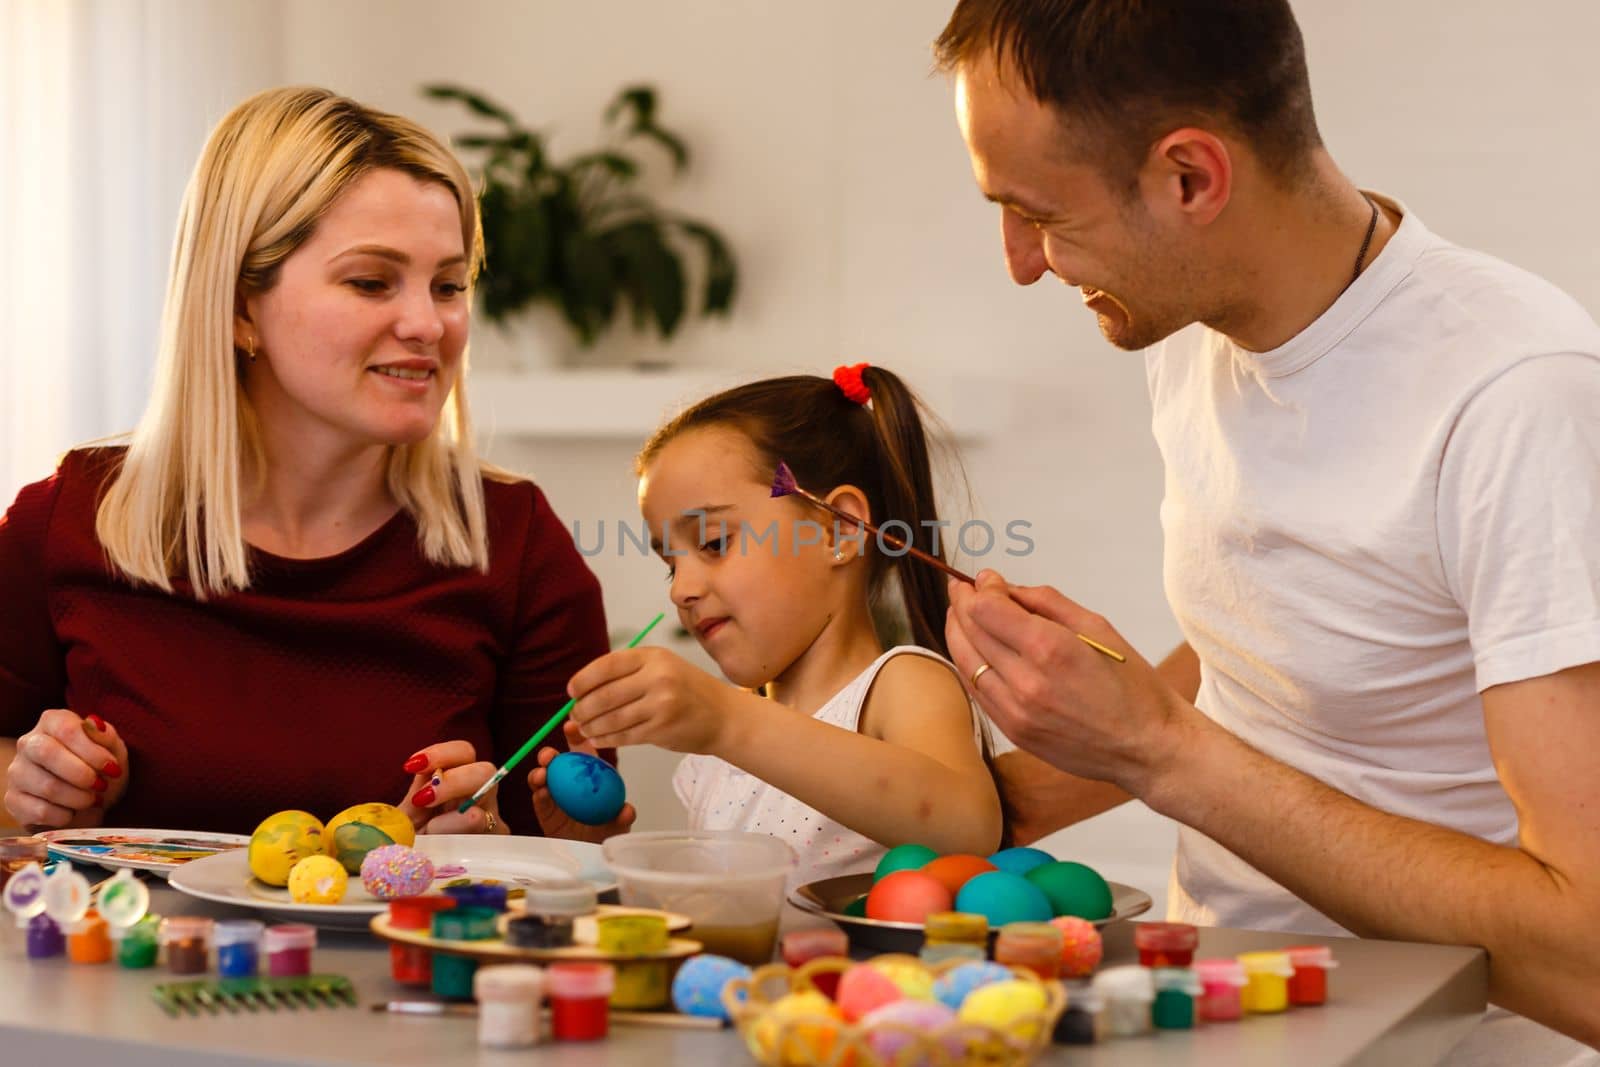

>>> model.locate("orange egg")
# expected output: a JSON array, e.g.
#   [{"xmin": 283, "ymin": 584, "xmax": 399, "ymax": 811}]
[
  {"xmin": 921, "ymin": 854, "xmax": 998, "ymax": 895},
  {"xmin": 865, "ymin": 870, "xmax": 953, "ymax": 923}
]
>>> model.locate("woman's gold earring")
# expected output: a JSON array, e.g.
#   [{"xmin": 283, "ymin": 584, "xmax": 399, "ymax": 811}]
[
  {"xmin": 245, "ymin": 337, "xmax": 256, "ymax": 363},
  {"xmin": 833, "ymin": 548, "xmax": 845, "ymax": 562}
]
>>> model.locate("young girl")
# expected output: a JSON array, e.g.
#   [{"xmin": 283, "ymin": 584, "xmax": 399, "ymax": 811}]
[{"xmin": 530, "ymin": 363, "xmax": 1006, "ymax": 887}]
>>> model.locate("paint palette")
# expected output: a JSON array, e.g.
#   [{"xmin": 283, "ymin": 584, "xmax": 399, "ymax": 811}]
[
  {"xmin": 169, "ymin": 835, "xmax": 616, "ymax": 929},
  {"xmin": 38, "ymin": 828, "xmax": 249, "ymax": 879}
]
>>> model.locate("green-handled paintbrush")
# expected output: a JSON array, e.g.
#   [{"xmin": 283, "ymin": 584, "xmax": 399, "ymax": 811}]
[{"xmin": 457, "ymin": 612, "xmax": 666, "ymax": 815}]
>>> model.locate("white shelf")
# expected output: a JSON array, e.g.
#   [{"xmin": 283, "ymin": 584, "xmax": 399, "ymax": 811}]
[{"xmin": 466, "ymin": 368, "xmax": 1004, "ymax": 443}]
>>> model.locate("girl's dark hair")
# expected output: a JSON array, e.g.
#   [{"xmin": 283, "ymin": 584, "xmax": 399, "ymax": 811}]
[{"xmin": 637, "ymin": 366, "xmax": 952, "ymax": 656}]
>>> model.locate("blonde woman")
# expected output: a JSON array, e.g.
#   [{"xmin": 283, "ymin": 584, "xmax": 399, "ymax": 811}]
[{"xmin": 0, "ymin": 87, "xmax": 633, "ymax": 840}]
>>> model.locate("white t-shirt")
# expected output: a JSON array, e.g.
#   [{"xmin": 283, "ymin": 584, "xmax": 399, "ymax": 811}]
[
  {"xmin": 1146, "ymin": 194, "xmax": 1600, "ymax": 1066},
  {"xmin": 673, "ymin": 645, "xmax": 1005, "ymax": 892}
]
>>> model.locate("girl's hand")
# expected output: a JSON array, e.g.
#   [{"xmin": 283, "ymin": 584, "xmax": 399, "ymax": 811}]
[
  {"xmin": 526, "ymin": 721, "xmax": 638, "ymax": 843},
  {"xmin": 398, "ymin": 741, "xmax": 506, "ymax": 835},
  {"xmin": 566, "ymin": 647, "xmax": 730, "ymax": 754},
  {"xmin": 4, "ymin": 710, "xmax": 129, "ymax": 829}
]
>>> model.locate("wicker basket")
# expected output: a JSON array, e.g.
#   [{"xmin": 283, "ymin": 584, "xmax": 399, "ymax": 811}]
[{"xmin": 722, "ymin": 954, "xmax": 1066, "ymax": 1067}]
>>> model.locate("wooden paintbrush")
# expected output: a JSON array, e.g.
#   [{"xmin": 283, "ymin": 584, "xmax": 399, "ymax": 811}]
[{"xmin": 769, "ymin": 461, "xmax": 1124, "ymax": 663}]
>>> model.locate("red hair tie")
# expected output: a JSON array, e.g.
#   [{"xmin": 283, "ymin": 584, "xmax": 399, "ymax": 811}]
[{"xmin": 833, "ymin": 362, "xmax": 872, "ymax": 405}]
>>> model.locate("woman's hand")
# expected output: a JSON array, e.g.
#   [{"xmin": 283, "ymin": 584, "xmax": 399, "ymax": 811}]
[
  {"xmin": 527, "ymin": 721, "xmax": 638, "ymax": 843},
  {"xmin": 397, "ymin": 741, "xmax": 506, "ymax": 835},
  {"xmin": 565, "ymin": 647, "xmax": 731, "ymax": 754},
  {"xmin": 4, "ymin": 710, "xmax": 129, "ymax": 829}
]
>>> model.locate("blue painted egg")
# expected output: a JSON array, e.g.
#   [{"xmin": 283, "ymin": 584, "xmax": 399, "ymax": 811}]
[
  {"xmin": 954, "ymin": 870, "xmax": 1053, "ymax": 926},
  {"xmin": 933, "ymin": 960, "xmax": 1014, "ymax": 1011},
  {"xmin": 671, "ymin": 953, "xmax": 752, "ymax": 1019},
  {"xmin": 986, "ymin": 846, "xmax": 1055, "ymax": 877},
  {"xmin": 545, "ymin": 752, "xmax": 626, "ymax": 826}
]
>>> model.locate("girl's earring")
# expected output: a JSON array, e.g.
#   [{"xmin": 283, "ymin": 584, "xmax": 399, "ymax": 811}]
[{"xmin": 833, "ymin": 548, "xmax": 845, "ymax": 562}]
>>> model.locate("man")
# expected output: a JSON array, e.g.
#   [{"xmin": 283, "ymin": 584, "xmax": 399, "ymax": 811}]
[{"xmin": 934, "ymin": 1, "xmax": 1600, "ymax": 1061}]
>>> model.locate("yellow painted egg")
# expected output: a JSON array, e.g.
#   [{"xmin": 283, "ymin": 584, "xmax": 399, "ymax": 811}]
[
  {"xmin": 747, "ymin": 990, "xmax": 843, "ymax": 1066},
  {"xmin": 287, "ymin": 854, "xmax": 349, "ymax": 904},
  {"xmin": 324, "ymin": 803, "xmax": 415, "ymax": 874},
  {"xmin": 870, "ymin": 958, "xmax": 936, "ymax": 1001},
  {"xmin": 957, "ymin": 979, "xmax": 1049, "ymax": 1042},
  {"xmin": 247, "ymin": 810, "xmax": 326, "ymax": 887}
]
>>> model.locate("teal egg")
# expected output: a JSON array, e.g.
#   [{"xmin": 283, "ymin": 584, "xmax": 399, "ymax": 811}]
[
  {"xmin": 953, "ymin": 871, "xmax": 1053, "ymax": 926},
  {"xmin": 546, "ymin": 752, "xmax": 626, "ymax": 825},
  {"xmin": 873, "ymin": 843, "xmax": 939, "ymax": 882},
  {"xmin": 842, "ymin": 895, "xmax": 868, "ymax": 918},
  {"xmin": 1025, "ymin": 861, "xmax": 1113, "ymax": 920},
  {"xmin": 987, "ymin": 846, "xmax": 1055, "ymax": 876}
]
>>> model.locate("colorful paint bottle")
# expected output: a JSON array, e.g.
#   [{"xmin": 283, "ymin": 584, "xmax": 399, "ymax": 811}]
[
  {"xmin": 1091, "ymin": 965, "xmax": 1155, "ymax": 1038},
  {"xmin": 547, "ymin": 962, "xmax": 615, "ymax": 1041},
  {"xmin": 782, "ymin": 926, "xmax": 851, "ymax": 998},
  {"xmin": 388, "ymin": 895, "xmax": 456, "ymax": 986},
  {"xmin": 1134, "ymin": 921, "xmax": 1199, "ymax": 968},
  {"xmin": 431, "ymin": 906, "xmax": 498, "ymax": 1000},
  {"xmin": 160, "ymin": 917, "xmax": 213, "ymax": 974},
  {"xmin": 213, "ymin": 919, "xmax": 264, "ymax": 978},
  {"xmin": 1286, "ymin": 945, "xmax": 1337, "ymax": 1006},
  {"xmin": 442, "ymin": 883, "xmax": 509, "ymax": 913},
  {"xmin": 1194, "ymin": 957, "xmax": 1248, "ymax": 1022},
  {"xmin": 27, "ymin": 913, "xmax": 65, "ymax": 959},
  {"xmin": 475, "ymin": 964, "xmax": 545, "ymax": 1049},
  {"xmin": 1238, "ymin": 950, "xmax": 1296, "ymax": 1014},
  {"xmin": 116, "ymin": 916, "xmax": 161, "ymax": 969},
  {"xmin": 920, "ymin": 912, "xmax": 988, "ymax": 965},
  {"xmin": 263, "ymin": 923, "xmax": 315, "ymax": 977},
  {"xmin": 1053, "ymin": 979, "xmax": 1106, "ymax": 1045},
  {"xmin": 597, "ymin": 914, "xmax": 670, "ymax": 1010},
  {"xmin": 1151, "ymin": 967, "xmax": 1203, "ymax": 1029},
  {"xmin": 67, "ymin": 908, "xmax": 113, "ymax": 964},
  {"xmin": 0, "ymin": 836, "xmax": 47, "ymax": 892},
  {"xmin": 2, "ymin": 861, "xmax": 48, "ymax": 929},
  {"xmin": 96, "ymin": 869, "xmax": 157, "ymax": 969},
  {"xmin": 43, "ymin": 862, "xmax": 93, "ymax": 934},
  {"xmin": 995, "ymin": 922, "xmax": 1065, "ymax": 979},
  {"xmin": 520, "ymin": 881, "xmax": 598, "ymax": 948}
]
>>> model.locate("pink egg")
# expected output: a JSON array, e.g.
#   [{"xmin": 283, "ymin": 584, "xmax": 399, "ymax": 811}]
[
  {"xmin": 865, "ymin": 870, "xmax": 953, "ymax": 924},
  {"xmin": 1050, "ymin": 915, "xmax": 1103, "ymax": 977},
  {"xmin": 835, "ymin": 962, "xmax": 904, "ymax": 1022},
  {"xmin": 861, "ymin": 999, "xmax": 963, "ymax": 1061}
]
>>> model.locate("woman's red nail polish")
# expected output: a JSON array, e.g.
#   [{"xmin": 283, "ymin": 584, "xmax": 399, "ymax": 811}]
[
  {"xmin": 411, "ymin": 785, "xmax": 436, "ymax": 808},
  {"xmin": 92, "ymin": 776, "xmax": 108, "ymax": 793},
  {"xmin": 102, "ymin": 761, "xmax": 122, "ymax": 779},
  {"xmin": 86, "ymin": 714, "xmax": 108, "ymax": 733},
  {"xmin": 403, "ymin": 753, "xmax": 429, "ymax": 774}
]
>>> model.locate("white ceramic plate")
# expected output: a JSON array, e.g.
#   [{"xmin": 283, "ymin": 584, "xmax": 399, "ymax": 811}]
[
  {"xmin": 38, "ymin": 828, "xmax": 249, "ymax": 879},
  {"xmin": 168, "ymin": 835, "xmax": 615, "ymax": 929}
]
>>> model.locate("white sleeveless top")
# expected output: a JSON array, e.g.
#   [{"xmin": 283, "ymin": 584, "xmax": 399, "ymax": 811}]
[{"xmin": 673, "ymin": 646, "xmax": 1007, "ymax": 892}]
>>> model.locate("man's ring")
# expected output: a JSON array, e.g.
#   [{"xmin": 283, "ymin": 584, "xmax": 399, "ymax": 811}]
[{"xmin": 969, "ymin": 663, "xmax": 992, "ymax": 688}]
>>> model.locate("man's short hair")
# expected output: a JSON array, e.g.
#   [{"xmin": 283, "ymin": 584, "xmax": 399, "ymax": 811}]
[{"xmin": 935, "ymin": 0, "xmax": 1322, "ymax": 186}]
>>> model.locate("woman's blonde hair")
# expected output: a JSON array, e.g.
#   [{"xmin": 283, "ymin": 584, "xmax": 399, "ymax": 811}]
[{"xmin": 96, "ymin": 86, "xmax": 490, "ymax": 597}]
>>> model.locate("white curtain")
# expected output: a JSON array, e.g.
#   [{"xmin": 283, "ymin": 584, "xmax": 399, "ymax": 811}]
[{"xmin": 0, "ymin": 0, "xmax": 283, "ymax": 504}]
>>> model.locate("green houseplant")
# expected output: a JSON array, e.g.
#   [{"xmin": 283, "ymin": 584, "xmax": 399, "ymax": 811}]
[{"xmin": 423, "ymin": 83, "xmax": 738, "ymax": 349}]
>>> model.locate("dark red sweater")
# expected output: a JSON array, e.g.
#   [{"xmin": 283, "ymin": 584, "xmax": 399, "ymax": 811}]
[{"xmin": 0, "ymin": 448, "xmax": 609, "ymax": 837}]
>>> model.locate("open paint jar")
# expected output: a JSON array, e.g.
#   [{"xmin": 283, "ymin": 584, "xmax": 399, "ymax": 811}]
[
  {"xmin": 1134, "ymin": 921, "xmax": 1199, "ymax": 968},
  {"xmin": 0, "ymin": 837, "xmax": 47, "ymax": 892}
]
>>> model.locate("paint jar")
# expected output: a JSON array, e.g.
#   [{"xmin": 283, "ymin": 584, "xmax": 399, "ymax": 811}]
[
  {"xmin": 1286, "ymin": 945, "xmax": 1337, "ymax": 1006},
  {"xmin": 1053, "ymin": 980, "xmax": 1105, "ymax": 1045},
  {"xmin": 475, "ymin": 964, "xmax": 545, "ymax": 1050},
  {"xmin": 0, "ymin": 836, "xmax": 47, "ymax": 892},
  {"xmin": 1134, "ymin": 921, "xmax": 1199, "ymax": 968},
  {"xmin": 920, "ymin": 912, "xmax": 988, "ymax": 966},
  {"xmin": 519, "ymin": 881, "xmax": 598, "ymax": 948},
  {"xmin": 1238, "ymin": 950, "xmax": 1296, "ymax": 1014},
  {"xmin": 431, "ymin": 906, "xmax": 498, "ymax": 1000},
  {"xmin": 442, "ymin": 883, "xmax": 509, "ymax": 913},
  {"xmin": 388, "ymin": 896, "xmax": 456, "ymax": 986},
  {"xmin": 995, "ymin": 922, "xmax": 1065, "ymax": 979},
  {"xmin": 597, "ymin": 914, "xmax": 671, "ymax": 1010},
  {"xmin": 263, "ymin": 924, "xmax": 316, "ymax": 977},
  {"xmin": 213, "ymin": 919, "xmax": 264, "ymax": 978},
  {"xmin": 783, "ymin": 926, "xmax": 852, "ymax": 997},
  {"xmin": 67, "ymin": 908, "xmax": 113, "ymax": 964},
  {"xmin": 26, "ymin": 914, "xmax": 65, "ymax": 959},
  {"xmin": 1151, "ymin": 967, "xmax": 1203, "ymax": 1029},
  {"xmin": 547, "ymin": 962, "xmax": 615, "ymax": 1041},
  {"xmin": 1091, "ymin": 965, "xmax": 1155, "ymax": 1038},
  {"xmin": 116, "ymin": 916, "xmax": 160, "ymax": 969},
  {"xmin": 160, "ymin": 916, "xmax": 213, "ymax": 974},
  {"xmin": 1194, "ymin": 957, "xmax": 1248, "ymax": 1022}
]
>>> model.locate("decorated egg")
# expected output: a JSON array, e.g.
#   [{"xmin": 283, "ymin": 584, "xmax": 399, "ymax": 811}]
[
  {"xmin": 986, "ymin": 846, "xmax": 1055, "ymax": 877},
  {"xmin": 287, "ymin": 854, "xmax": 348, "ymax": 904},
  {"xmin": 954, "ymin": 871, "xmax": 1053, "ymax": 927},
  {"xmin": 1049, "ymin": 915, "xmax": 1103, "ymax": 977},
  {"xmin": 836, "ymin": 961, "xmax": 904, "ymax": 1022},
  {"xmin": 873, "ymin": 843, "xmax": 939, "ymax": 882},
  {"xmin": 933, "ymin": 960, "xmax": 1014, "ymax": 1011},
  {"xmin": 865, "ymin": 870, "xmax": 953, "ymax": 924},
  {"xmin": 248, "ymin": 810, "xmax": 326, "ymax": 887},
  {"xmin": 861, "ymin": 998, "xmax": 961, "ymax": 1060},
  {"xmin": 870, "ymin": 958, "xmax": 935, "ymax": 1001},
  {"xmin": 671, "ymin": 954, "xmax": 751, "ymax": 1019},
  {"xmin": 545, "ymin": 752, "xmax": 626, "ymax": 826},
  {"xmin": 920, "ymin": 854, "xmax": 997, "ymax": 895},
  {"xmin": 325, "ymin": 803, "xmax": 415, "ymax": 875},
  {"xmin": 746, "ymin": 990, "xmax": 842, "ymax": 1063},
  {"xmin": 1025, "ymin": 861, "xmax": 1113, "ymax": 920},
  {"xmin": 958, "ymin": 979, "xmax": 1050, "ymax": 1040},
  {"xmin": 360, "ymin": 844, "xmax": 434, "ymax": 900}
]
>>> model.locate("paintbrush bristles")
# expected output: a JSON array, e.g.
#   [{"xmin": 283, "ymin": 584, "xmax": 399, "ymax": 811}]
[{"xmin": 770, "ymin": 461, "xmax": 799, "ymax": 498}]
